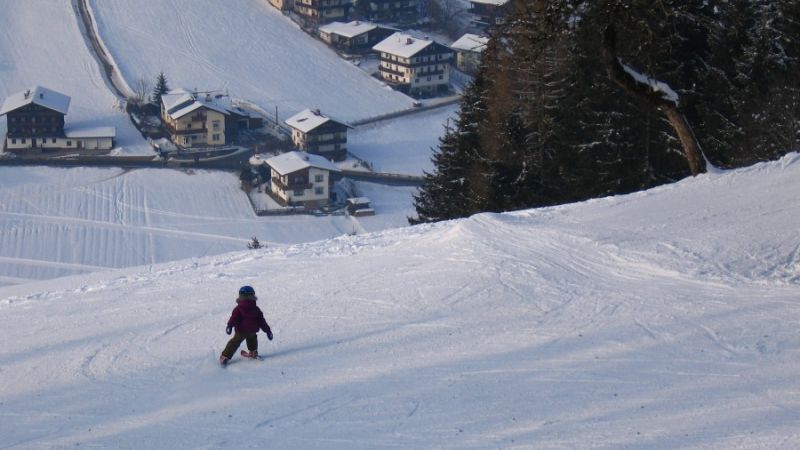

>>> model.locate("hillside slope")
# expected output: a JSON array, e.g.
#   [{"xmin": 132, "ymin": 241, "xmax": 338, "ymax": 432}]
[
  {"xmin": 88, "ymin": 0, "xmax": 414, "ymax": 124},
  {"xmin": 0, "ymin": 0, "xmax": 150, "ymax": 154},
  {"xmin": 1, "ymin": 154, "xmax": 799, "ymax": 449}
]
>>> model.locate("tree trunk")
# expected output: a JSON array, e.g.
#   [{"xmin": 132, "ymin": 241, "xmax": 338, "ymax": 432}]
[{"xmin": 601, "ymin": 24, "xmax": 706, "ymax": 176}]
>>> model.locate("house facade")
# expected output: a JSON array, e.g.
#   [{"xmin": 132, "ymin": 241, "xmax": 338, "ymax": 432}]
[
  {"xmin": 265, "ymin": 151, "xmax": 340, "ymax": 207},
  {"xmin": 294, "ymin": 0, "xmax": 353, "ymax": 28},
  {"xmin": 318, "ymin": 21, "xmax": 395, "ymax": 53},
  {"xmin": 0, "ymin": 86, "xmax": 115, "ymax": 153},
  {"xmin": 285, "ymin": 109, "xmax": 350, "ymax": 161},
  {"xmin": 161, "ymin": 89, "xmax": 229, "ymax": 149},
  {"xmin": 373, "ymin": 32, "xmax": 455, "ymax": 97},
  {"xmin": 358, "ymin": 0, "xmax": 418, "ymax": 23},
  {"xmin": 468, "ymin": 0, "xmax": 510, "ymax": 31},
  {"xmin": 451, "ymin": 33, "xmax": 489, "ymax": 75},
  {"xmin": 267, "ymin": 0, "xmax": 293, "ymax": 11}
]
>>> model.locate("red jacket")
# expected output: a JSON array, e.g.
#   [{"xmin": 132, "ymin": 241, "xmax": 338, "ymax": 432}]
[{"xmin": 227, "ymin": 298, "xmax": 269, "ymax": 334}]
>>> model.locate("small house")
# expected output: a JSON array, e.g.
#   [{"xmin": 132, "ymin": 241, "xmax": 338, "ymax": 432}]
[
  {"xmin": 450, "ymin": 34, "xmax": 489, "ymax": 75},
  {"xmin": 372, "ymin": 33, "xmax": 455, "ymax": 97},
  {"xmin": 0, "ymin": 86, "xmax": 115, "ymax": 153},
  {"xmin": 468, "ymin": 0, "xmax": 510, "ymax": 31},
  {"xmin": 318, "ymin": 21, "xmax": 395, "ymax": 54},
  {"xmin": 358, "ymin": 0, "xmax": 418, "ymax": 24},
  {"xmin": 285, "ymin": 109, "xmax": 350, "ymax": 161},
  {"xmin": 265, "ymin": 151, "xmax": 340, "ymax": 208},
  {"xmin": 346, "ymin": 197, "xmax": 375, "ymax": 216},
  {"xmin": 294, "ymin": 0, "xmax": 353, "ymax": 28},
  {"xmin": 161, "ymin": 88, "xmax": 230, "ymax": 148}
]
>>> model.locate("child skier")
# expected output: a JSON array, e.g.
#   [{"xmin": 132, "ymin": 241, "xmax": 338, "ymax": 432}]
[{"xmin": 219, "ymin": 285, "xmax": 273, "ymax": 366}]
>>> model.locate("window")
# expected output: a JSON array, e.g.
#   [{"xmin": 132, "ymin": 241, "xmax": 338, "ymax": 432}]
[
  {"xmin": 212, "ymin": 120, "xmax": 220, "ymax": 131},
  {"xmin": 293, "ymin": 189, "xmax": 304, "ymax": 196},
  {"xmin": 438, "ymin": 75, "xmax": 443, "ymax": 80},
  {"xmin": 52, "ymin": 138, "xmax": 56, "ymax": 143},
  {"xmin": 187, "ymin": 123, "xmax": 192, "ymax": 129},
  {"xmin": 66, "ymin": 140, "xmax": 72, "ymax": 146},
  {"xmin": 21, "ymin": 138, "xmax": 26, "ymax": 144},
  {"xmin": 315, "ymin": 174, "xmax": 324, "ymax": 182},
  {"xmin": 183, "ymin": 137, "xmax": 190, "ymax": 145},
  {"xmin": 314, "ymin": 187, "xmax": 324, "ymax": 195},
  {"xmin": 212, "ymin": 134, "xmax": 220, "ymax": 141},
  {"xmin": 11, "ymin": 139, "xmax": 16, "ymax": 144}
]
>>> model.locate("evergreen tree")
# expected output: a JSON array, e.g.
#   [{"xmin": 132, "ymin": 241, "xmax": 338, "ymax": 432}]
[{"xmin": 152, "ymin": 72, "xmax": 170, "ymax": 106}]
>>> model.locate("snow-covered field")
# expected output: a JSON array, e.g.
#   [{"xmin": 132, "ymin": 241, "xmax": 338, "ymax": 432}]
[
  {"xmin": 88, "ymin": 0, "xmax": 414, "ymax": 124},
  {"xmin": 0, "ymin": 0, "xmax": 151, "ymax": 155},
  {"xmin": 349, "ymin": 104, "xmax": 458, "ymax": 175},
  {"xmin": 0, "ymin": 167, "xmax": 416, "ymax": 286},
  {"xmin": 2, "ymin": 154, "xmax": 799, "ymax": 449}
]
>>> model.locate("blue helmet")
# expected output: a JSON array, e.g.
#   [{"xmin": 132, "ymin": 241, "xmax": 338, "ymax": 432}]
[{"xmin": 238, "ymin": 285, "xmax": 256, "ymax": 298}]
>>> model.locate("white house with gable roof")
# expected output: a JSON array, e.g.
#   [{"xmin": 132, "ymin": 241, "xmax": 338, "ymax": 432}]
[
  {"xmin": 265, "ymin": 151, "xmax": 340, "ymax": 207},
  {"xmin": 451, "ymin": 34, "xmax": 489, "ymax": 75}
]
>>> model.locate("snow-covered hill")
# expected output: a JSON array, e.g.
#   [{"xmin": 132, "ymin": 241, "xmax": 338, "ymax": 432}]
[
  {"xmin": 0, "ymin": 167, "xmax": 417, "ymax": 287},
  {"xmin": 0, "ymin": 0, "xmax": 151, "ymax": 154},
  {"xmin": 2, "ymin": 154, "xmax": 799, "ymax": 449},
  {"xmin": 88, "ymin": 0, "xmax": 414, "ymax": 124}
]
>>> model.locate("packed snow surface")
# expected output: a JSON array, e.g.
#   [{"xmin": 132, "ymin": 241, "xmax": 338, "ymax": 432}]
[
  {"xmin": 0, "ymin": 0, "xmax": 151, "ymax": 154},
  {"xmin": 88, "ymin": 0, "xmax": 414, "ymax": 123},
  {"xmin": 2, "ymin": 154, "xmax": 800, "ymax": 449},
  {"xmin": 0, "ymin": 167, "xmax": 415, "ymax": 286}
]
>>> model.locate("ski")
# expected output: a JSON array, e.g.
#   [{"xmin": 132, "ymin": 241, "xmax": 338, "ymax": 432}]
[{"xmin": 240, "ymin": 350, "xmax": 263, "ymax": 360}]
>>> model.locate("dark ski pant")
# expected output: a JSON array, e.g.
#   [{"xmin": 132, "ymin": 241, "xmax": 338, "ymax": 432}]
[{"xmin": 221, "ymin": 332, "xmax": 258, "ymax": 359}]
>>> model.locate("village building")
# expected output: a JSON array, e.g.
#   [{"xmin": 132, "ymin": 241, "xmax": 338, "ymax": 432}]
[
  {"xmin": 356, "ymin": 0, "xmax": 418, "ymax": 24},
  {"xmin": 267, "ymin": 0, "xmax": 293, "ymax": 12},
  {"xmin": 372, "ymin": 32, "xmax": 455, "ymax": 97},
  {"xmin": 294, "ymin": 0, "xmax": 353, "ymax": 28},
  {"xmin": 0, "ymin": 86, "xmax": 115, "ymax": 153},
  {"xmin": 160, "ymin": 88, "xmax": 262, "ymax": 149},
  {"xmin": 450, "ymin": 33, "xmax": 489, "ymax": 75},
  {"xmin": 467, "ymin": 0, "xmax": 510, "ymax": 31},
  {"xmin": 285, "ymin": 108, "xmax": 350, "ymax": 161},
  {"xmin": 264, "ymin": 150, "xmax": 340, "ymax": 208},
  {"xmin": 345, "ymin": 197, "xmax": 375, "ymax": 216},
  {"xmin": 318, "ymin": 21, "xmax": 395, "ymax": 54}
]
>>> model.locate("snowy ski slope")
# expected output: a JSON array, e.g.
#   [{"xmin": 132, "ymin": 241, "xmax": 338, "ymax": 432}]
[
  {"xmin": 88, "ymin": 0, "xmax": 414, "ymax": 124},
  {"xmin": 1, "ymin": 154, "xmax": 799, "ymax": 449}
]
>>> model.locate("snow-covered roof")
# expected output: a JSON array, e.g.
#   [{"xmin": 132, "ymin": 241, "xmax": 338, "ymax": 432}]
[
  {"xmin": 373, "ymin": 32, "xmax": 433, "ymax": 59},
  {"xmin": 346, "ymin": 197, "xmax": 371, "ymax": 205},
  {"xmin": 266, "ymin": 151, "xmax": 340, "ymax": 175},
  {"xmin": 64, "ymin": 126, "xmax": 116, "ymax": 138},
  {"xmin": 451, "ymin": 34, "xmax": 489, "ymax": 53},
  {"xmin": 319, "ymin": 21, "xmax": 377, "ymax": 39},
  {"xmin": 286, "ymin": 108, "xmax": 336, "ymax": 133},
  {"xmin": 161, "ymin": 88, "xmax": 231, "ymax": 120},
  {"xmin": 0, "ymin": 86, "xmax": 71, "ymax": 116},
  {"xmin": 469, "ymin": 0, "xmax": 509, "ymax": 6}
]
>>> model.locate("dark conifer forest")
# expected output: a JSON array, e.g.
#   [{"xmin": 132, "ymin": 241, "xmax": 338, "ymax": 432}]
[{"xmin": 411, "ymin": 0, "xmax": 799, "ymax": 223}]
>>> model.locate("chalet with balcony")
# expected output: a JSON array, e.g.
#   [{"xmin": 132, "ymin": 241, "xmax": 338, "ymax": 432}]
[
  {"xmin": 160, "ymin": 88, "xmax": 264, "ymax": 149},
  {"xmin": 451, "ymin": 33, "xmax": 488, "ymax": 75},
  {"xmin": 0, "ymin": 86, "xmax": 115, "ymax": 153},
  {"xmin": 265, "ymin": 151, "xmax": 340, "ymax": 208},
  {"xmin": 468, "ymin": 0, "xmax": 510, "ymax": 31},
  {"xmin": 285, "ymin": 109, "xmax": 350, "ymax": 161},
  {"xmin": 294, "ymin": 0, "xmax": 353, "ymax": 28},
  {"xmin": 357, "ymin": 0, "xmax": 418, "ymax": 24},
  {"xmin": 372, "ymin": 32, "xmax": 454, "ymax": 97},
  {"xmin": 318, "ymin": 21, "xmax": 395, "ymax": 54}
]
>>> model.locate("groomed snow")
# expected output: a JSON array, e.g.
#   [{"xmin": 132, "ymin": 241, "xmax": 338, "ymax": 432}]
[
  {"xmin": 0, "ymin": 167, "xmax": 414, "ymax": 286},
  {"xmin": 0, "ymin": 0, "xmax": 151, "ymax": 155},
  {"xmin": 2, "ymin": 154, "xmax": 799, "ymax": 449},
  {"xmin": 88, "ymin": 0, "xmax": 414, "ymax": 124}
]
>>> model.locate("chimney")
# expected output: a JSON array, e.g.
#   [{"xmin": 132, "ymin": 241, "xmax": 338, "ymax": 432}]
[
  {"xmin": 312, "ymin": 108, "xmax": 321, "ymax": 116},
  {"xmin": 24, "ymin": 89, "xmax": 31, "ymax": 99},
  {"xmin": 406, "ymin": 37, "xmax": 413, "ymax": 45}
]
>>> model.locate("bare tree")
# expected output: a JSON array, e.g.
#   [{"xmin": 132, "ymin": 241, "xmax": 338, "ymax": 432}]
[{"xmin": 131, "ymin": 77, "xmax": 152, "ymax": 106}]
